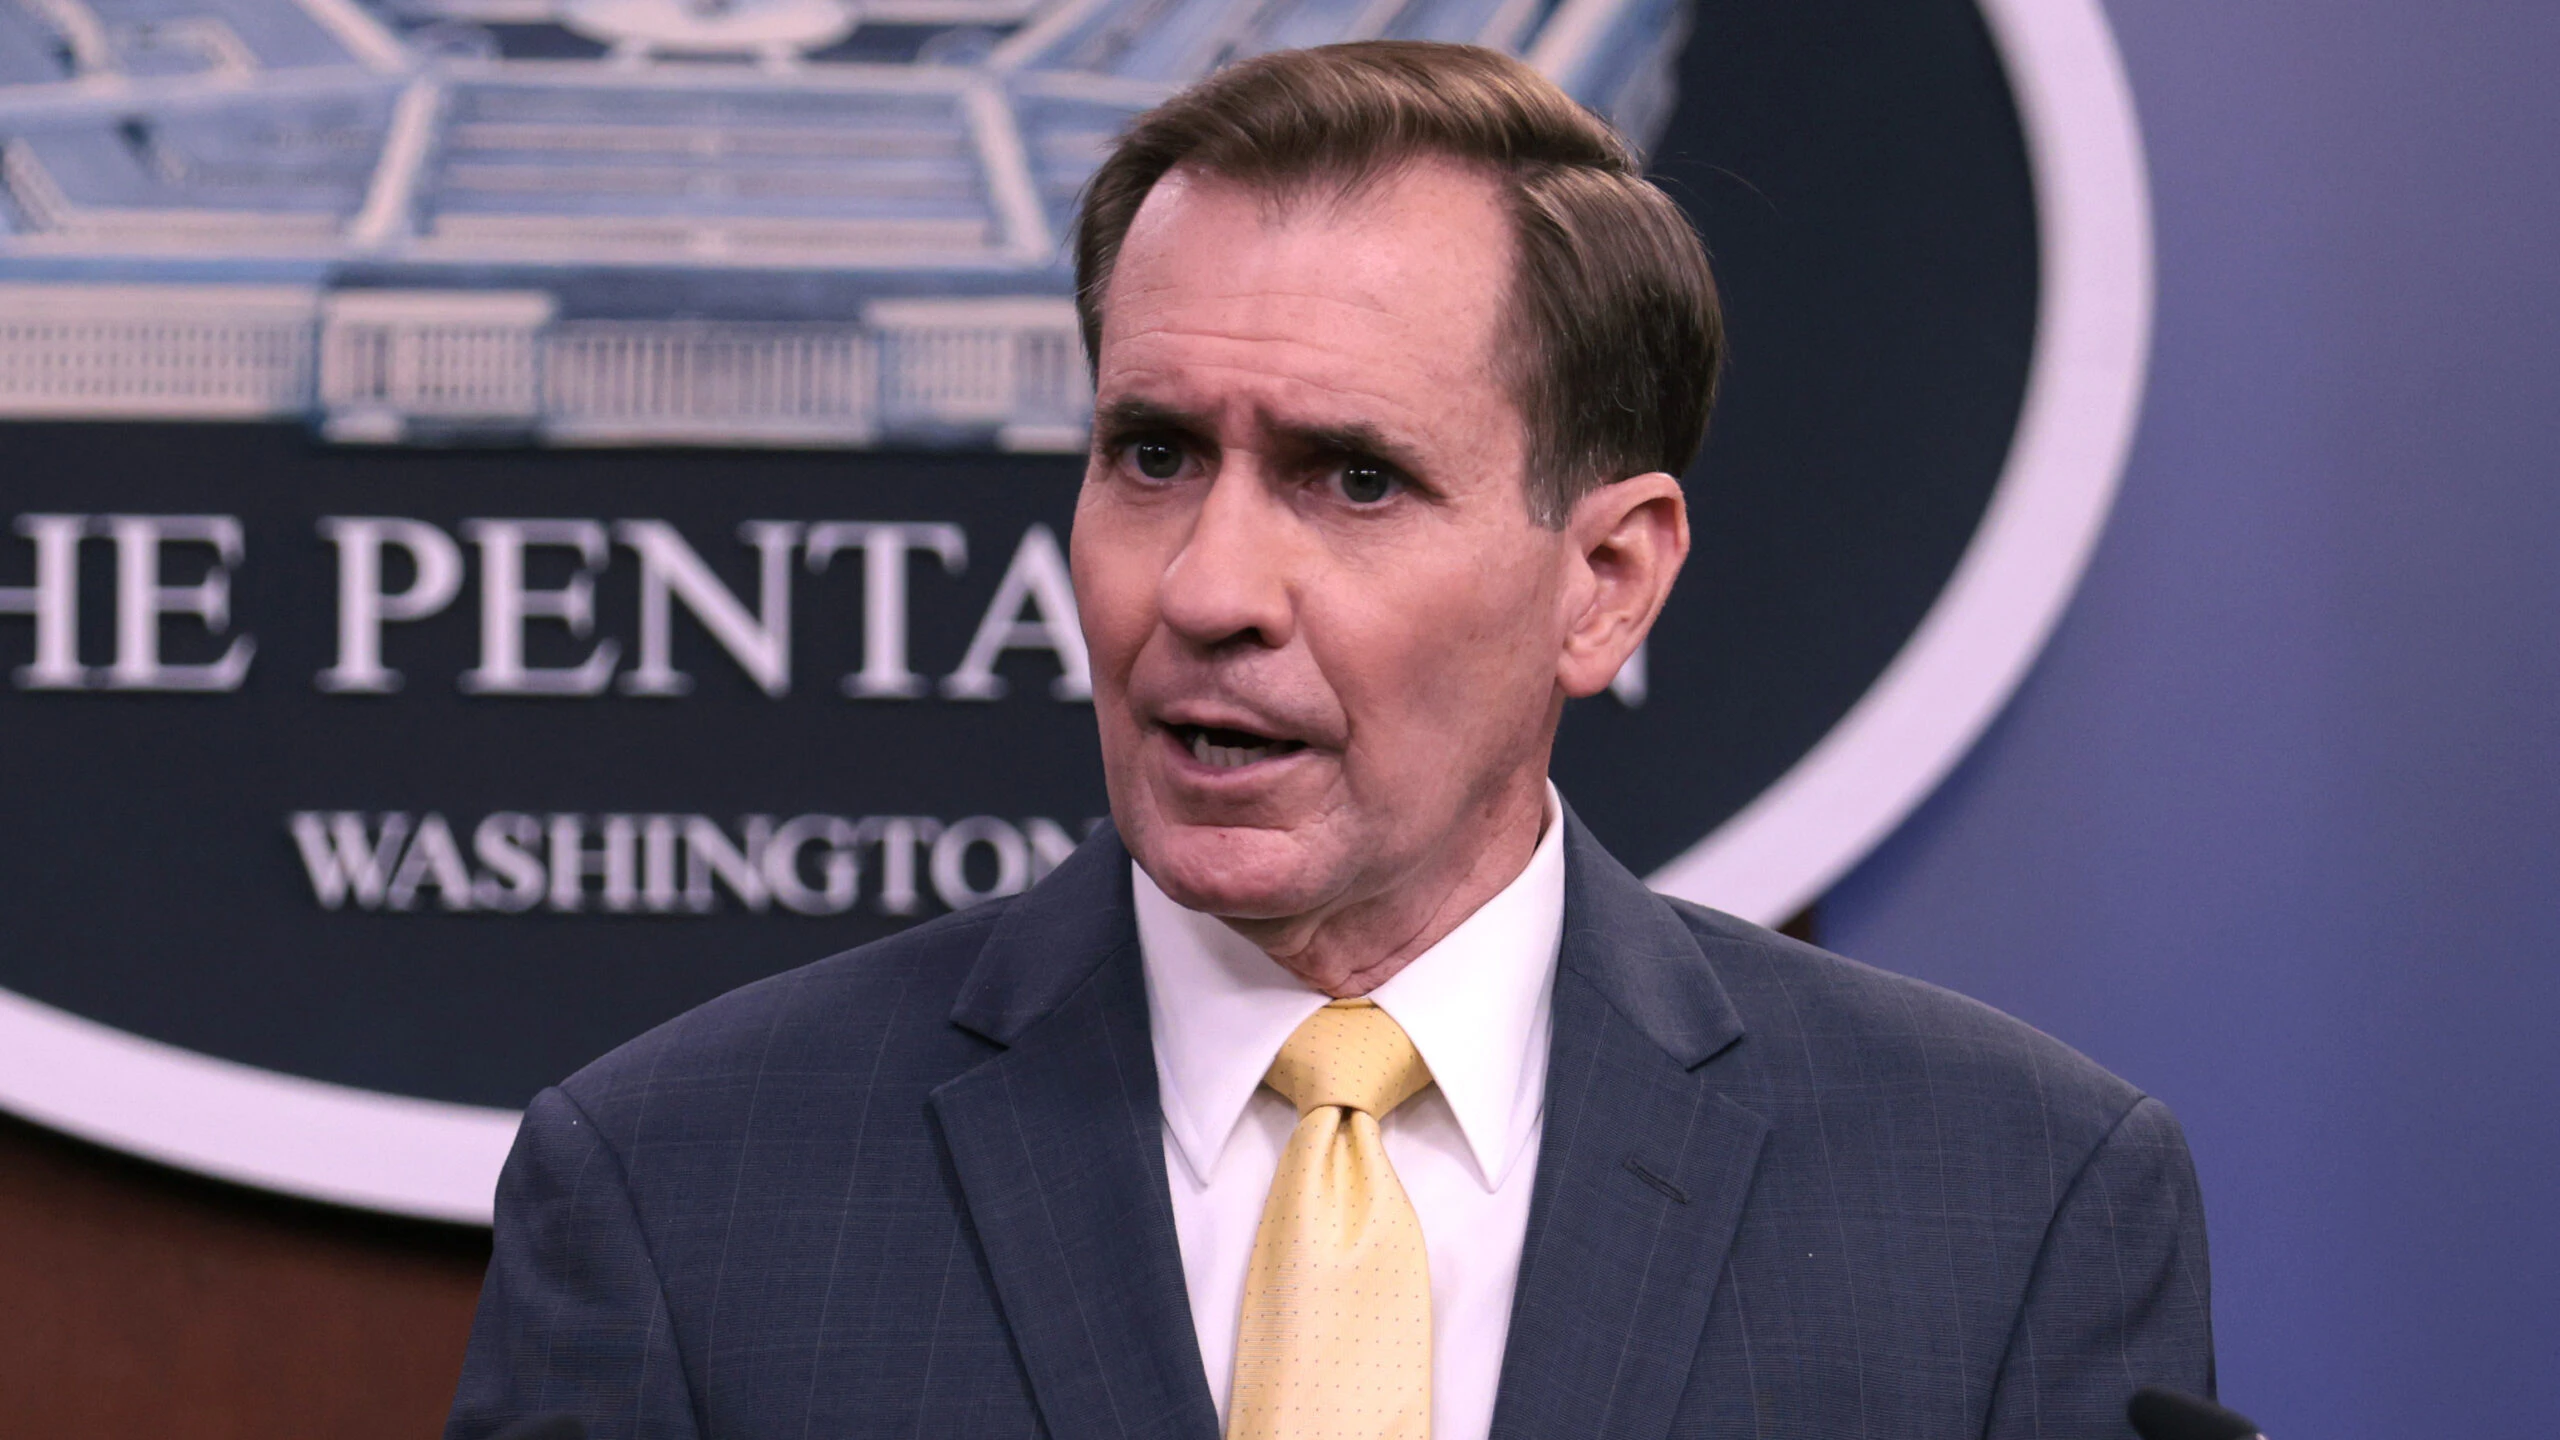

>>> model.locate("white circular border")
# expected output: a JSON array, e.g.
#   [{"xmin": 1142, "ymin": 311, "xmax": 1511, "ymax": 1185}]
[
  {"xmin": 0, "ymin": 986, "xmax": 521, "ymax": 1224},
  {"xmin": 0, "ymin": 0, "xmax": 2150, "ymax": 1225},
  {"xmin": 1649, "ymin": 0, "xmax": 2154, "ymax": 923}
]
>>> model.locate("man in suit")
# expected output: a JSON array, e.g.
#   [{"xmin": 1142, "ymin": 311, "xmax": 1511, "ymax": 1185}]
[{"xmin": 449, "ymin": 41, "xmax": 2213, "ymax": 1440}]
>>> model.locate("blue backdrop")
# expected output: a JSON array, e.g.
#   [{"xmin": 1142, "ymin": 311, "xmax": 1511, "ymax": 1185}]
[{"xmin": 1823, "ymin": 3, "xmax": 2560, "ymax": 1436}]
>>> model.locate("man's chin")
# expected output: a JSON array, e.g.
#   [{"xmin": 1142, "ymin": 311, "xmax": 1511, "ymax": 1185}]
[{"xmin": 1131, "ymin": 821, "xmax": 1341, "ymax": 922}]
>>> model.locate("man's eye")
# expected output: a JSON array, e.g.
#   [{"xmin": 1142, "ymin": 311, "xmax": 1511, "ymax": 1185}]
[
  {"xmin": 1132, "ymin": 440, "xmax": 1183, "ymax": 480},
  {"xmin": 1339, "ymin": 460, "xmax": 1398, "ymax": 505}
]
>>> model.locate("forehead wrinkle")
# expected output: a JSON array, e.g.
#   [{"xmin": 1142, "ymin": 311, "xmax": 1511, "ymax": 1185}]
[
  {"xmin": 1106, "ymin": 285, "xmax": 1490, "ymax": 368},
  {"xmin": 1110, "ymin": 332, "xmax": 1483, "ymax": 420},
  {"xmin": 1106, "ymin": 216, "xmax": 1506, "ymax": 369},
  {"xmin": 1104, "ymin": 314, "xmax": 1500, "ymax": 433},
  {"xmin": 1110, "ymin": 258, "xmax": 1418, "ymax": 321},
  {"xmin": 1170, "ymin": 153, "xmax": 1512, "ymax": 273}
]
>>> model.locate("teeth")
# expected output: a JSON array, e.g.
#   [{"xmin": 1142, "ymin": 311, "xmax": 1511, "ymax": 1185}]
[{"xmin": 1188, "ymin": 730, "xmax": 1275, "ymax": 770}]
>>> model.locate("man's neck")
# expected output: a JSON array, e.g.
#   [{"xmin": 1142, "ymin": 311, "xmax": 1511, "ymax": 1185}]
[{"xmin": 1219, "ymin": 777, "xmax": 1551, "ymax": 998}]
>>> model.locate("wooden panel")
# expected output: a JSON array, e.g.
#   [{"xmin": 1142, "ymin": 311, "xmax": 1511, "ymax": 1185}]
[{"xmin": 0, "ymin": 1109, "xmax": 489, "ymax": 1440}]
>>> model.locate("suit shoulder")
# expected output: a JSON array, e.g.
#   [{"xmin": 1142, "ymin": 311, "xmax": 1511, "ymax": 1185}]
[
  {"xmin": 1665, "ymin": 897, "xmax": 2151, "ymax": 1148},
  {"xmin": 556, "ymin": 899, "xmax": 1012, "ymax": 1127}
]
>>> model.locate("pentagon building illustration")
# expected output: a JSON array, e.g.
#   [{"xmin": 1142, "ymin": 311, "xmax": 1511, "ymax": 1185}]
[{"xmin": 0, "ymin": 0, "xmax": 1688, "ymax": 448}]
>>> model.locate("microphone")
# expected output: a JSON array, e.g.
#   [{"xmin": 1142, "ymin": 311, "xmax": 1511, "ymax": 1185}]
[
  {"xmin": 488, "ymin": 1416, "xmax": 585, "ymax": 1440},
  {"xmin": 2128, "ymin": 1386, "xmax": 2264, "ymax": 1440}
]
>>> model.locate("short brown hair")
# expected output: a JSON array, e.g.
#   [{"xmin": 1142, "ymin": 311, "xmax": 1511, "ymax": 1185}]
[{"xmin": 1073, "ymin": 40, "xmax": 1723, "ymax": 524}]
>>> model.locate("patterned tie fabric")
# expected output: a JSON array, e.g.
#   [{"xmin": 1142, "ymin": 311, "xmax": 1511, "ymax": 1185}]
[{"xmin": 1228, "ymin": 998, "xmax": 1437, "ymax": 1440}]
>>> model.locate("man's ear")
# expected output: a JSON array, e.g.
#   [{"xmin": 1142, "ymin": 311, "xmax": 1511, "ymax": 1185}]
[{"xmin": 1555, "ymin": 472, "xmax": 1689, "ymax": 699}]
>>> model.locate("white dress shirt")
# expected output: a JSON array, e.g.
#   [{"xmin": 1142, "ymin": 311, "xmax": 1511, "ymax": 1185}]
[{"xmin": 1135, "ymin": 788, "xmax": 1566, "ymax": 1440}]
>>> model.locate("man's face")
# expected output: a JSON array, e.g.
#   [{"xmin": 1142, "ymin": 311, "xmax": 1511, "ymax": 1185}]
[{"xmin": 1073, "ymin": 158, "xmax": 1575, "ymax": 926}]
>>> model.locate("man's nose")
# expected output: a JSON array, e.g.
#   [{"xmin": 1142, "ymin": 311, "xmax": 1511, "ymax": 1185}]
[{"xmin": 1157, "ymin": 462, "xmax": 1296, "ymax": 650}]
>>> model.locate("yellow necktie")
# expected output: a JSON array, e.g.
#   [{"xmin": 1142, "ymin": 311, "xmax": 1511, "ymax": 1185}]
[{"xmin": 1228, "ymin": 998, "xmax": 1436, "ymax": 1440}]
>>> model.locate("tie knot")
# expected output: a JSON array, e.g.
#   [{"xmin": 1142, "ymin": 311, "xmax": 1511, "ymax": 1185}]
[{"xmin": 1264, "ymin": 999, "xmax": 1432, "ymax": 1119}]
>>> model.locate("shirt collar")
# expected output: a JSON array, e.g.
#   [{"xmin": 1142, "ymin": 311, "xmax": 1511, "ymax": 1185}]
[{"xmin": 1137, "ymin": 785, "xmax": 1565, "ymax": 1192}]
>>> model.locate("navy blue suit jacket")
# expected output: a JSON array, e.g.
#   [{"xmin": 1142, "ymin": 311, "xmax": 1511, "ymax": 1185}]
[{"xmin": 449, "ymin": 814, "xmax": 2213, "ymax": 1440}]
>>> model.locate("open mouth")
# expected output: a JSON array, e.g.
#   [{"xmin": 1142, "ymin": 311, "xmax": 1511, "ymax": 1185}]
[{"xmin": 1169, "ymin": 724, "xmax": 1308, "ymax": 771}]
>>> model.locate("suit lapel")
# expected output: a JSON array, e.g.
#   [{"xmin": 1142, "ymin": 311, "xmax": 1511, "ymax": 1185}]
[
  {"xmin": 1488, "ymin": 814, "xmax": 1771, "ymax": 1440},
  {"xmin": 928, "ymin": 826, "xmax": 1221, "ymax": 1440}
]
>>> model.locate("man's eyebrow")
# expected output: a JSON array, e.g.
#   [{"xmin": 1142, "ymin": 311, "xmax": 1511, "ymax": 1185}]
[
  {"xmin": 1092, "ymin": 397, "xmax": 1203, "ymax": 439},
  {"xmin": 1268, "ymin": 417, "xmax": 1432, "ymax": 477}
]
